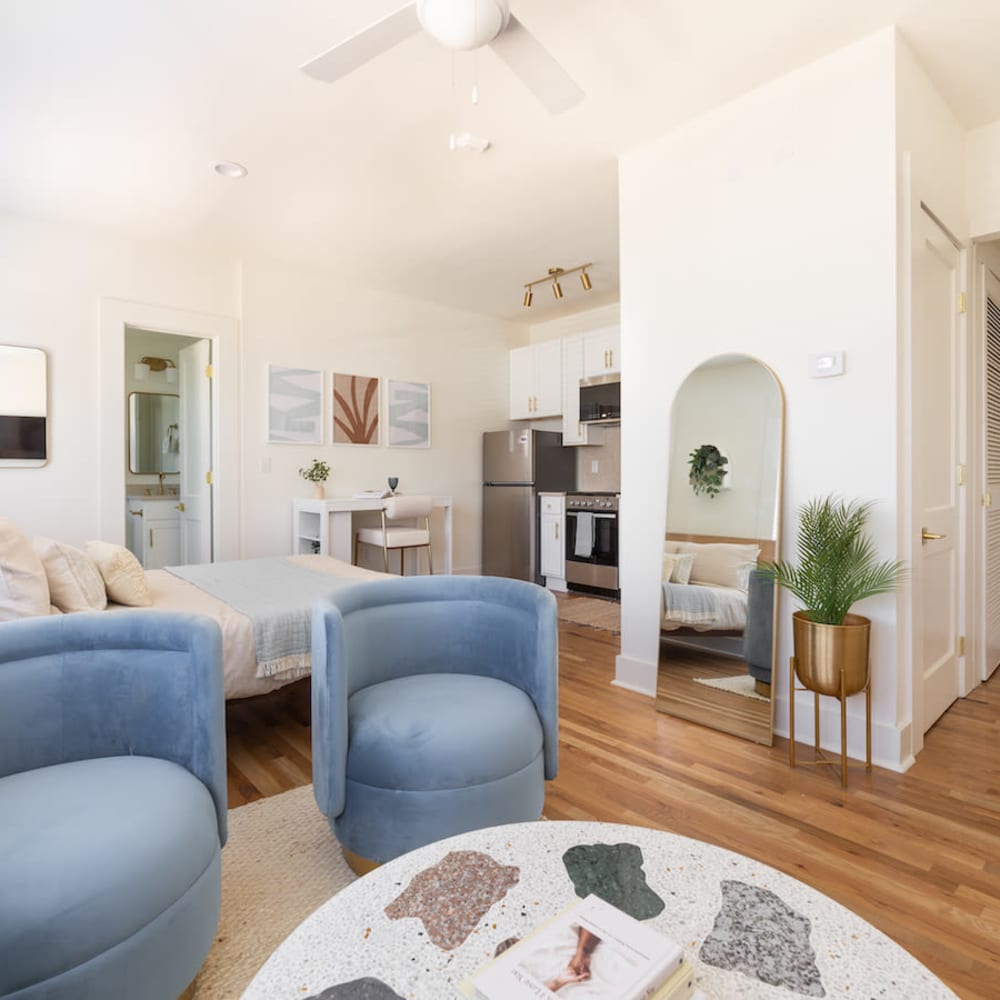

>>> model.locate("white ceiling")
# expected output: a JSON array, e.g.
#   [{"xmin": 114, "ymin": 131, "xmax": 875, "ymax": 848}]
[{"xmin": 3, "ymin": 1, "xmax": 1000, "ymax": 322}]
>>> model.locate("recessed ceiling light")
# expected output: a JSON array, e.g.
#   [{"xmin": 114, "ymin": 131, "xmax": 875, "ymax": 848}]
[{"xmin": 212, "ymin": 160, "xmax": 248, "ymax": 179}]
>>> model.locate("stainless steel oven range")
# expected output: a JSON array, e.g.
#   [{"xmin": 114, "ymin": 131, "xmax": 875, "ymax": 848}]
[{"xmin": 564, "ymin": 492, "xmax": 619, "ymax": 598}]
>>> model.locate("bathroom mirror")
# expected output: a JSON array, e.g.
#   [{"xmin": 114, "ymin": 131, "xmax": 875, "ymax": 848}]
[
  {"xmin": 0, "ymin": 345, "xmax": 47, "ymax": 467},
  {"xmin": 128, "ymin": 392, "xmax": 180, "ymax": 475},
  {"xmin": 656, "ymin": 354, "xmax": 784, "ymax": 745}
]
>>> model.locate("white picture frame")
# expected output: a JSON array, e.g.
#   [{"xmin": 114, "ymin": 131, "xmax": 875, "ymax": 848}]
[
  {"xmin": 387, "ymin": 379, "xmax": 431, "ymax": 448},
  {"xmin": 267, "ymin": 364, "xmax": 323, "ymax": 444}
]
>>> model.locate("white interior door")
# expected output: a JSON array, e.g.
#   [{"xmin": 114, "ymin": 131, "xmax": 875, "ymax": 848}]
[
  {"xmin": 912, "ymin": 203, "xmax": 965, "ymax": 735},
  {"xmin": 179, "ymin": 340, "xmax": 213, "ymax": 563}
]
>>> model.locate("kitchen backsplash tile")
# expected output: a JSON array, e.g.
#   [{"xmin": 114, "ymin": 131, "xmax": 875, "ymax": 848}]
[{"xmin": 576, "ymin": 425, "xmax": 621, "ymax": 492}]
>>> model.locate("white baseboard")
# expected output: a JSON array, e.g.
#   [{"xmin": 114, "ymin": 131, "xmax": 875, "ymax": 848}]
[
  {"xmin": 773, "ymin": 695, "xmax": 913, "ymax": 773},
  {"xmin": 613, "ymin": 654, "xmax": 657, "ymax": 697}
]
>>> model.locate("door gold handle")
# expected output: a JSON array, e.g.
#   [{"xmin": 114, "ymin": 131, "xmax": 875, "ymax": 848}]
[{"xmin": 921, "ymin": 527, "xmax": 946, "ymax": 542}]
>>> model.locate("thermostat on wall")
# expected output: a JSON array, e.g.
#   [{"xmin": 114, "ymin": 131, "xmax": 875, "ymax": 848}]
[{"xmin": 809, "ymin": 351, "xmax": 845, "ymax": 378}]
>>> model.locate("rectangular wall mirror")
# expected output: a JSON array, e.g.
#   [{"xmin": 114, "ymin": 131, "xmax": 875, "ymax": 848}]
[
  {"xmin": 0, "ymin": 345, "xmax": 47, "ymax": 467},
  {"xmin": 128, "ymin": 392, "xmax": 180, "ymax": 474}
]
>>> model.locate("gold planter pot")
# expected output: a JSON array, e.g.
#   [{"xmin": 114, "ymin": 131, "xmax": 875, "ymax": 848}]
[{"xmin": 792, "ymin": 611, "xmax": 870, "ymax": 697}]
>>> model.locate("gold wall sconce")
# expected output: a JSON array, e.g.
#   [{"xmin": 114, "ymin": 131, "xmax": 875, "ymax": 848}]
[
  {"xmin": 522, "ymin": 263, "xmax": 593, "ymax": 307},
  {"xmin": 134, "ymin": 356, "xmax": 178, "ymax": 384}
]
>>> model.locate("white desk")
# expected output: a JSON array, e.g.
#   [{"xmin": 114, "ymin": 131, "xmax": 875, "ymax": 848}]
[{"xmin": 292, "ymin": 496, "xmax": 453, "ymax": 574}]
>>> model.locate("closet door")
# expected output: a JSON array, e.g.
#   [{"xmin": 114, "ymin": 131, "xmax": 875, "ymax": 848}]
[{"xmin": 985, "ymin": 284, "xmax": 1000, "ymax": 678}]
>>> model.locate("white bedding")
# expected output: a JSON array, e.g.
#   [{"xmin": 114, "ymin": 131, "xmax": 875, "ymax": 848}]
[
  {"xmin": 107, "ymin": 554, "xmax": 385, "ymax": 700},
  {"xmin": 660, "ymin": 582, "xmax": 748, "ymax": 633}
]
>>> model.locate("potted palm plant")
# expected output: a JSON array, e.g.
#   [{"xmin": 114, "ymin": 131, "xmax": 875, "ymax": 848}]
[{"xmin": 760, "ymin": 495, "xmax": 906, "ymax": 696}]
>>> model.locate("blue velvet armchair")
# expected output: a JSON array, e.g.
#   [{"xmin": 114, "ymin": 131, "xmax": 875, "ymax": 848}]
[
  {"xmin": 312, "ymin": 575, "xmax": 558, "ymax": 869},
  {"xmin": 0, "ymin": 610, "xmax": 227, "ymax": 1000}
]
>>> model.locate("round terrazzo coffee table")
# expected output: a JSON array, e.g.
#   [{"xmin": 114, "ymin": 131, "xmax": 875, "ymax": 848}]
[{"xmin": 241, "ymin": 820, "xmax": 955, "ymax": 1000}]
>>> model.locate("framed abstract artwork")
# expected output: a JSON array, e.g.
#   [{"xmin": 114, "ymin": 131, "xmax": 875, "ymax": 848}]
[
  {"xmin": 333, "ymin": 372, "xmax": 380, "ymax": 445},
  {"xmin": 267, "ymin": 364, "xmax": 323, "ymax": 444},
  {"xmin": 387, "ymin": 379, "xmax": 431, "ymax": 448}
]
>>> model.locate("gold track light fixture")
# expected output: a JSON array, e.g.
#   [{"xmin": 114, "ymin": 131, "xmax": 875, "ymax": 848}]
[{"xmin": 522, "ymin": 263, "xmax": 593, "ymax": 307}]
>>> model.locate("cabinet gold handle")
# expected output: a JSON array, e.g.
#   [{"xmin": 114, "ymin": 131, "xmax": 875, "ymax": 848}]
[
  {"xmin": 609, "ymin": 349, "xmax": 613, "ymax": 368},
  {"xmin": 176, "ymin": 502, "xmax": 185, "ymax": 512},
  {"xmin": 130, "ymin": 509, "xmax": 143, "ymax": 517},
  {"xmin": 921, "ymin": 527, "xmax": 946, "ymax": 542},
  {"xmin": 149, "ymin": 528, "xmax": 153, "ymax": 548},
  {"xmin": 604, "ymin": 350, "xmax": 609, "ymax": 367},
  {"xmin": 555, "ymin": 522, "xmax": 560, "ymax": 540}
]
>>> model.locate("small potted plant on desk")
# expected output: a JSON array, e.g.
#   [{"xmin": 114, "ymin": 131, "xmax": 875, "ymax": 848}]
[
  {"xmin": 759, "ymin": 495, "xmax": 906, "ymax": 784},
  {"xmin": 299, "ymin": 458, "xmax": 331, "ymax": 499}
]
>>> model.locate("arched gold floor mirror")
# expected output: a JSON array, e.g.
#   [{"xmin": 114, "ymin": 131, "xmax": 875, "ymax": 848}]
[{"xmin": 655, "ymin": 354, "xmax": 784, "ymax": 744}]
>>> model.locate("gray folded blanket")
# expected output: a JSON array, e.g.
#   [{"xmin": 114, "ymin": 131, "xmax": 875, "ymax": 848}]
[
  {"xmin": 167, "ymin": 557, "xmax": 358, "ymax": 678},
  {"xmin": 661, "ymin": 581, "xmax": 720, "ymax": 624}
]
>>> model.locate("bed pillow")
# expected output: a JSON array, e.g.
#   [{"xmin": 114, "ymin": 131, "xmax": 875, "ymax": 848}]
[
  {"xmin": 32, "ymin": 536, "xmax": 108, "ymax": 613},
  {"xmin": 669, "ymin": 552, "xmax": 694, "ymax": 585},
  {"xmin": 0, "ymin": 518, "xmax": 51, "ymax": 621},
  {"xmin": 86, "ymin": 540, "xmax": 152, "ymax": 607},
  {"xmin": 675, "ymin": 541, "xmax": 760, "ymax": 591},
  {"xmin": 662, "ymin": 552, "xmax": 679, "ymax": 581}
]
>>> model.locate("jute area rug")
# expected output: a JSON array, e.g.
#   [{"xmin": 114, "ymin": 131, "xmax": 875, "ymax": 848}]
[
  {"xmin": 193, "ymin": 785, "xmax": 356, "ymax": 999},
  {"xmin": 555, "ymin": 595, "xmax": 621, "ymax": 633},
  {"xmin": 692, "ymin": 673, "xmax": 768, "ymax": 701}
]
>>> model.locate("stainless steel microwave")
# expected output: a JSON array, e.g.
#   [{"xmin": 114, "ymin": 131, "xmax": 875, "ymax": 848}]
[{"xmin": 579, "ymin": 373, "xmax": 621, "ymax": 423}]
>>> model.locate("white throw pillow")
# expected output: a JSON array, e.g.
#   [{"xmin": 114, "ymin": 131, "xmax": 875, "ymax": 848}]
[
  {"xmin": 670, "ymin": 552, "xmax": 694, "ymax": 586},
  {"xmin": 0, "ymin": 518, "xmax": 50, "ymax": 621},
  {"xmin": 662, "ymin": 552, "xmax": 679, "ymax": 581},
  {"xmin": 674, "ymin": 541, "xmax": 760, "ymax": 591},
  {"xmin": 32, "ymin": 536, "xmax": 108, "ymax": 613},
  {"xmin": 86, "ymin": 540, "xmax": 152, "ymax": 607}
]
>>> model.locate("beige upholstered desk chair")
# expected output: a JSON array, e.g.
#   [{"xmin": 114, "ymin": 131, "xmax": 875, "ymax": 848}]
[{"xmin": 354, "ymin": 495, "xmax": 434, "ymax": 574}]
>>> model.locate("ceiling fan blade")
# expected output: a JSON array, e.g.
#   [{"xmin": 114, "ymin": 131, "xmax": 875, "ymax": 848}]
[
  {"xmin": 489, "ymin": 14, "xmax": 584, "ymax": 114},
  {"xmin": 300, "ymin": 3, "xmax": 420, "ymax": 83}
]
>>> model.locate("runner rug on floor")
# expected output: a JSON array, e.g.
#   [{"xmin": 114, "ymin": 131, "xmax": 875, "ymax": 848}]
[
  {"xmin": 555, "ymin": 596, "xmax": 621, "ymax": 633},
  {"xmin": 193, "ymin": 784, "xmax": 356, "ymax": 999},
  {"xmin": 692, "ymin": 673, "xmax": 769, "ymax": 701}
]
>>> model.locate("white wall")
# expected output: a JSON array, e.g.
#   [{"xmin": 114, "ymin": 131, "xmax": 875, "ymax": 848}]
[
  {"xmin": 0, "ymin": 214, "xmax": 237, "ymax": 545},
  {"xmin": 529, "ymin": 302, "xmax": 621, "ymax": 344},
  {"xmin": 967, "ymin": 119, "xmax": 1000, "ymax": 241},
  {"xmin": 239, "ymin": 259, "xmax": 520, "ymax": 573},
  {"xmin": 617, "ymin": 30, "xmax": 904, "ymax": 762},
  {"xmin": 0, "ymin": 217, "xmax": 520, "ymax": 570}
]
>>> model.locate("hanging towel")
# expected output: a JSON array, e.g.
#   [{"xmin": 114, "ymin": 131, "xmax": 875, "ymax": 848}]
[{"xmin": 574, "ymin": 513, "xmax": 595, "ymax": 557}]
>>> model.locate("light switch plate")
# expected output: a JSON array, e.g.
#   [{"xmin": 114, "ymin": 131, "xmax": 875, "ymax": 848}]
[{"xmin": 809, "ymin": 351, "xmax": 845, "ymax": 378}]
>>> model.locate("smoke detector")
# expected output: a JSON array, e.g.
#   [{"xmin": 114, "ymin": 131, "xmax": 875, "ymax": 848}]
[{"xmin": 449, "ymin": 131, "xmax": 491, "ymax": 153}]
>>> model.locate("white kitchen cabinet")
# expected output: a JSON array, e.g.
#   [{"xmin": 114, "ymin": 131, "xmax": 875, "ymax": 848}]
[
  {"xmin": 126, "ymin": 497, "xmax": 181, "ymax": 569},
  {"xmin": 561, "ymin": 335, "xmax": 590, "ymax": 446},
  {"xmin": 583, "ymin": 326, "xmax": 621, "ymax": 377},
  {"xmin": 539, "ymin": 493, "xmax": 567, "ymax": 591},
  {"xmin": 509, "ymin": 340, "xmax": 562, "ymax": 420}
]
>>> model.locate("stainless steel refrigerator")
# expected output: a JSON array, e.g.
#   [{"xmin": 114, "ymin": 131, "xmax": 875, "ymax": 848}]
[{"xmin": 482, "ymin": 429, "xmax": 576, "ymax": 581}]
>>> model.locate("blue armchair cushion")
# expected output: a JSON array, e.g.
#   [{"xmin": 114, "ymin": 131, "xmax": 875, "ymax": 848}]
[
  {"xmin": 0, "ymin": 755, "xmax": 220, "ymax": 996},
  {"xmin": 346, "ymin": 673, "xmax": 543, "ymax": 791}
]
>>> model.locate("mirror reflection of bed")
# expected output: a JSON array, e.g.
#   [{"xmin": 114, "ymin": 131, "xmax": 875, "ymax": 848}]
[{"xmin": 655, "ymin": 354, "xmax": 784, "ymax": 745}]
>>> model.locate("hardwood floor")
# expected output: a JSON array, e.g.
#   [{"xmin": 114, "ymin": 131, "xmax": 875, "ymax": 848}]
[{"xmin": 224, "ymin": 617, "xmax": 1000, "ymax": 999}]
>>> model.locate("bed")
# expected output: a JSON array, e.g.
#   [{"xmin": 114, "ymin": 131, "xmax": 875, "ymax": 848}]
[
  {"xmin": 111, "ymin": 554, "xmax": 386, "ymax": 700},
  {"xmin": 0, "ymin": 516, "xmax": 388, "ymax": 701}
]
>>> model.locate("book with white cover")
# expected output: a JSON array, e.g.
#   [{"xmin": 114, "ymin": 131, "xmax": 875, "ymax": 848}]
[{"xmin": 469, "ymin": 894, "xmax": 684, "ymax": 1000}]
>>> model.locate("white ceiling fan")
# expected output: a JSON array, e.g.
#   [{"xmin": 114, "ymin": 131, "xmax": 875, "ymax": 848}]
[{"xmin": 300, "ymin": 0, "xmax": 584, "ymax": 114}]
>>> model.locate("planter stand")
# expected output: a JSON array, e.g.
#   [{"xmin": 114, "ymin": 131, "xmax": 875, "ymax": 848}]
[{"xmin": 788, "ymin": 655, "xmax": 871, "ymax": 788}]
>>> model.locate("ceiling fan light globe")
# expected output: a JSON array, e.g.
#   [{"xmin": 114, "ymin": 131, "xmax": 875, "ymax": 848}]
[{"xmin": 416, "ymin": 0, "xmax": 509, "ymax": 50}]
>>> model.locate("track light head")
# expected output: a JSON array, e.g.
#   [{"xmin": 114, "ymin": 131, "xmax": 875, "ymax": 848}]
[
  {"xmin": 580, "ymin": 270, "xmax": 592, "ymax": 291},
  {"xmin": 551, "ymin": 280, "xmax": 563, "ymax": 300},
  {"xmin": 523, "ymin": 288, "xmax": 533, "ymax": 307}
]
